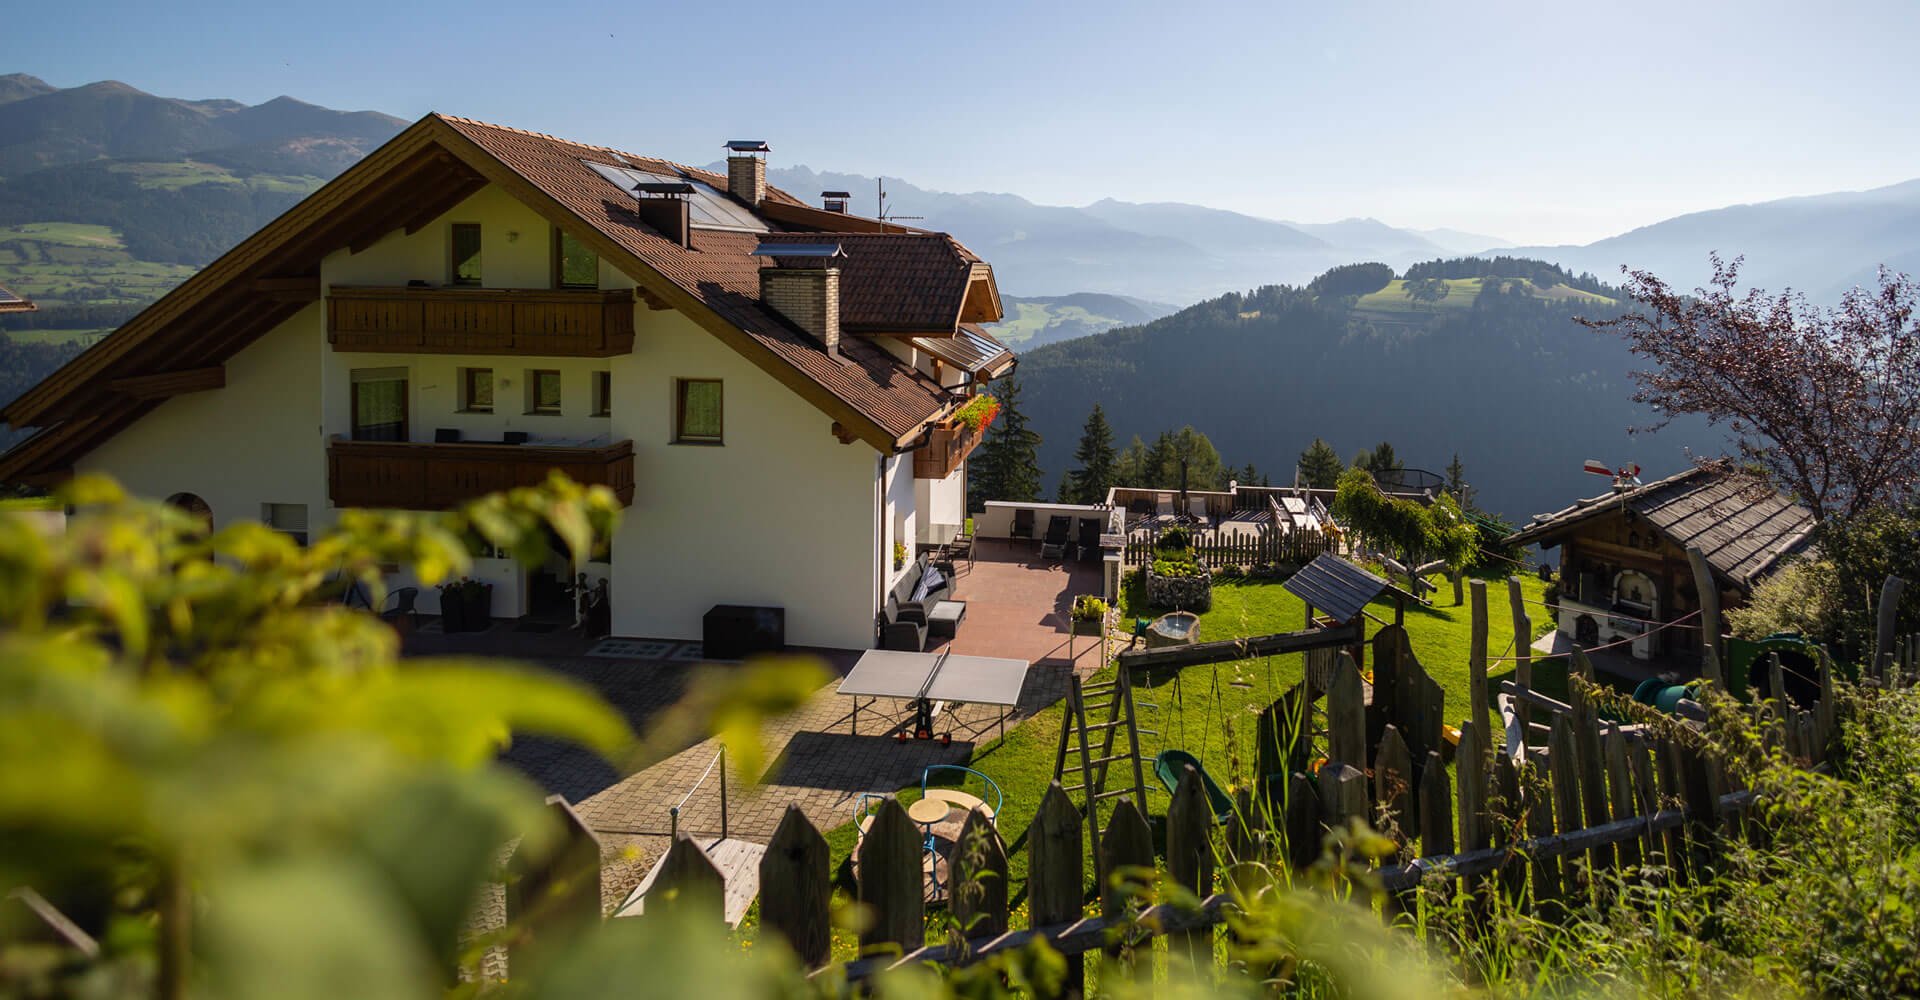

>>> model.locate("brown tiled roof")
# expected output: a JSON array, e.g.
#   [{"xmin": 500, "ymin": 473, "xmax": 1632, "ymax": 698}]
[
  {"xmin": 758, "ymin": 232, "xmax": 973, "ymax": 333},
  {"xmin": 1505, "ymin": 465, "xmax": 1817, "ymax": 590},
  {"xmin": 1, "ymin": 114, "xmax": 999, "ymax": 481},
  {"xmin": 434, "ymin": 116, "xmax": 961, "ymax": 440}
]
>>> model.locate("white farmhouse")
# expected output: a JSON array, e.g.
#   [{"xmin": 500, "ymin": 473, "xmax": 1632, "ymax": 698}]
[{"xmin": 0, "ymin": 115, "xmax": 1012, "ymax": 650}]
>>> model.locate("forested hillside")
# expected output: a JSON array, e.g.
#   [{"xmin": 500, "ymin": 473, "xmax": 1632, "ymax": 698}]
[{"xmin": 1017, "ymin": 260, "xmax": 1720, "ymax": 521}]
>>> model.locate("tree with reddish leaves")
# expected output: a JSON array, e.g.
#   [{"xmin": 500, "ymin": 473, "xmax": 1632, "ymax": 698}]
[{"xmin": 1580, "ymin": 255, "xmax": 1920, "ymax": 524}]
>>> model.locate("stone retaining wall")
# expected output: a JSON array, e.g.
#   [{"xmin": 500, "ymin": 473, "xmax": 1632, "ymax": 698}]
[{"xmin": 1145, "ymin": 564, "xmax": 1213, "ymax": 613}]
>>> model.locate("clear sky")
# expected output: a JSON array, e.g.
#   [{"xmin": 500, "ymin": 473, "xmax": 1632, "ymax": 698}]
[{"xmin": 9, "ymin": 0, "xmax": 1920, "ymax": 245}]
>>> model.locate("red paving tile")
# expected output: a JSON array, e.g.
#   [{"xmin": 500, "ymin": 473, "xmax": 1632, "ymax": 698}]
[{"xmin": 937, "ymin": 540, "xmax": 1109, "ymax": 675}]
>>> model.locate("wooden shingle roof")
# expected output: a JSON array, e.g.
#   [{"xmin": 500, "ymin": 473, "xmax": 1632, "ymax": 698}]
[{"xmin": 1504, "ymin": 465, "xmax": 1817, "ymax": 589}]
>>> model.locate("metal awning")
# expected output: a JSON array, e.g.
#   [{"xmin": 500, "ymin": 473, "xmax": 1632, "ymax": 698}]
[{"xmin": 913, "ymin": 324, "xmax": 1014, "ymax": 378}]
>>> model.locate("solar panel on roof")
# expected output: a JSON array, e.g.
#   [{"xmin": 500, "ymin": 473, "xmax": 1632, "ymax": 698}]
[
  {"xmin": 751, "ymin": 243, "xmax": 845, "ymax": 258},
  {"xmin": 582, "ymin": 161, "xmax": 769, "ymax": 233}
]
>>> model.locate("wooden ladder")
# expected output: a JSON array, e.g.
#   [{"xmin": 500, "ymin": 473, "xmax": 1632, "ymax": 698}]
[{"xmin": 1052, "ymin": 667, "xmax": 1154, "ymax": 876}]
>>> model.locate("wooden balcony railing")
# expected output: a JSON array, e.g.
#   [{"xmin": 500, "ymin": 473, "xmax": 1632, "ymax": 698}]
[
  {"xmin": 912, "ymin": 416, "xmax": 987, "ymax": 480},
  {"xmin": 328, "ymin": 438, "xmax": 636, "ymax": 510},
  {"xmin": 327, "ymin": 286, "xmax": 636, "ymax": 357}
]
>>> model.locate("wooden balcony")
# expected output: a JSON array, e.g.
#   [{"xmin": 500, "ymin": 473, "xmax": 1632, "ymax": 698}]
[
  {"xmin": 327, "ymin": 286, "xmax": 636, "ymax": 357},
  {"xmin": 912, "ymin": 416, "xmax": 987, "ymax": 480},
  {"xmin": 328, "ymin": 438, "xmax": 636, "ymax": 510}
]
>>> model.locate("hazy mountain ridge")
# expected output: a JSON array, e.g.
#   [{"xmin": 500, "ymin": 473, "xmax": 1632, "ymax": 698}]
[
  {"xmin": 991, "ymin": 293, "xmax": 1179, "ymax": 349},
  {"xmin": 0, "ymin": 75, "xmax": 404, "ymax": 177},
  {"xmin": 1489, "ymin": 177, "xmax": 1920, "ymax": 302},
  {"xmin": 1013, "ymin": 261, "xmax": 1723, "ymax": 522}
]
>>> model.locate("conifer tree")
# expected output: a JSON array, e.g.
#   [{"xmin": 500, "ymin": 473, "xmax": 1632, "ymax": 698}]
[
  {"xmin": 1061, "ymin": 403, "xmax": 1117, "ymax": 504},
  {"xmin": 968, "ymin": 375, "xmax": 1042, "ymax": 507},
  {"xmin": 1445, "ymin": 452, "xmax": 1474, "ymax": 509},
  {"xmin": 1298, "ymin": 437, "xmax": 1344, "ymax": 489}
]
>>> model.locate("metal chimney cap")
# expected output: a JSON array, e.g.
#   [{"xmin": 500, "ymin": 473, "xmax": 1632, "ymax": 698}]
[{"xmin": 724, "ymin": 140, "xmax": 770, "ymax": 153}]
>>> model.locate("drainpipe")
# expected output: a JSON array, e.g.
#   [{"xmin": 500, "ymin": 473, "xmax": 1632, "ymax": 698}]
[{"xmin": 875, "ymin": 454, "xmax": 887, "ymax": 633}]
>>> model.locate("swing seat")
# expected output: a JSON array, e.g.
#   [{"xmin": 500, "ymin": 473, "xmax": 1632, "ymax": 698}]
[{"xmin": 1153, "ymin": 749, "xmax": 1234, "ymax": 824}]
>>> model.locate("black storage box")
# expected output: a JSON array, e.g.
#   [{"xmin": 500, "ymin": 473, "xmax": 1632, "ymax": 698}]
[{"xmin": 703, "ymin": 604, "xmax": 785, "ymax": 660}]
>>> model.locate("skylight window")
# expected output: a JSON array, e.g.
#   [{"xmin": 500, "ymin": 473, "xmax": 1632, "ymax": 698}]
[{"xmin": 583, "ymin": 161, "xmax": 769, "ymax": 233}]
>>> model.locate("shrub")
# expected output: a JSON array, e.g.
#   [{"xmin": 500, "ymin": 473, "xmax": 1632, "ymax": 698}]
[
  {"xmin": 1071, "ymin": 595, "xmax": 1108, "ymax": 621},
  {"xmin": 1156, "ymin": 524, "xmax": 1193, "ymax": 551}
]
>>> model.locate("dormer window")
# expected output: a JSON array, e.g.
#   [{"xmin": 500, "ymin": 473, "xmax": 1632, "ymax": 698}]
[{"xmin": 451, "ymin": 223, "xmax": 482, "ymax": 286}]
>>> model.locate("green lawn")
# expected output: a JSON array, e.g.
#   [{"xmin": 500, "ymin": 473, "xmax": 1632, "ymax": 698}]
[
  {"xmin": 784, "ymin": 567, "xmax": 1586, "ymax": 954},
  {"xmin": 0, "ymin": 222, "xmax": 126, "ymax": 248},
  {"xmin": 0, "ymin": 222, "xmax": 194, "ymax": 306}
]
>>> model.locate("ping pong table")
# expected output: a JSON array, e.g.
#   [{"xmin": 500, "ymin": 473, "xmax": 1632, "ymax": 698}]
[{"xmin": 838, "ymin": 648, "xmax": 1030, "ymax": 742}]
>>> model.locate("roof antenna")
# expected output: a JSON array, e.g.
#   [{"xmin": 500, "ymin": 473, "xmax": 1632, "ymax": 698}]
[{"xmin": 876, "ymin": 177, "xmax": 922, "ymax": 231}]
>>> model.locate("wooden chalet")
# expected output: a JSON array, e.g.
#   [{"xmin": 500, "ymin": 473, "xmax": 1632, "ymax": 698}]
[{"xmin": 1504, "ymin": 465, "xmax": 1816, "ymax": 662}]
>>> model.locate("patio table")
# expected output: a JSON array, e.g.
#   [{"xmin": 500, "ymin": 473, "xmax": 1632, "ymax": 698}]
[{"xmin": 838, "ymin": 648, "xmax": 1029, "ymax": 742}]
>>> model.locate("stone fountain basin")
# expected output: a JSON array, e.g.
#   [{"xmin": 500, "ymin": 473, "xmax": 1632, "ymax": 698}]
[{"xmin": 1147, "ymin": 612, "xmax": 1201, "ymax": 648}]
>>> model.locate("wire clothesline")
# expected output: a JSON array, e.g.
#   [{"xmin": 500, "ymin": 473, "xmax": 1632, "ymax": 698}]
[{"xmin": 1485, "ymin": 609, "xmax": 1703, "ymax": 663}]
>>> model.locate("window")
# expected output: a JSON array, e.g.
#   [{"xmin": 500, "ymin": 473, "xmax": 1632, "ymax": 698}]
[
  {"xmin": 526, "ymin": 369, "xmax": 562, "ymax": 415},
  {"xmin": 450, "ymin": 223, "xmax": 482, "ymax": 286},
  {"xmin": 592, "ymin": 370, "xmax": 611, "ymax": 417},
  {"xmin": 350, "ymin": 367, "xmax": 408, "ymax": 441},
  {"xmin": 675, "ymin": 378, "xmax": 723, "ymax": 443},
  {"xmin": 263, "ymin": 503, "xmax": 309, "ymax": 546},
  {"xmin": 459, "ymin": 367, "xmax": 494, "ymax": 412},
  {"xmin": 555, "ymin": 228, "xmax": 598, "ymax": 289}
]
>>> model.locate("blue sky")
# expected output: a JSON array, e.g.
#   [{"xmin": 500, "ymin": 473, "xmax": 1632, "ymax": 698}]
[{"xmin": 9, "ymin": 0, "xmax": 1920, "ymax": 245}]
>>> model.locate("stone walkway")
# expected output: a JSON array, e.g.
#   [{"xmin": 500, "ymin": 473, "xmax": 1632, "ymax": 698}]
[{"xmin": 486, "ymin": 545, "xmax": 1115, "ymax": 908}]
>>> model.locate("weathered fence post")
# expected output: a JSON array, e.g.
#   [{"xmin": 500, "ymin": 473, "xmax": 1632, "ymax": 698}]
[
  {"xmin": 1655, "ymin": 737, "xmax": 1688, "ymax": 876},
  {"xmin": 1508, "ymin": 576, "xmax": 1533, "ymax": 739},
  {"xmin": 857, "ymin": 798, "xmax": 925, "ymax": 955},
  {"xmin": 650, "ymin": 835, "xmax": 725, "ymax": 924},
  {"xmin": 1569, "ymin": 650, "xmax": 1614, "ymax": 876},
  {"xmin": 1328, "ymin": 654, "xmax": 1367, "ymax": 768},
  {"xmin": 1167, "ymin": 768, "xmax": 1216, "ymax": 968},
  {"xmin": 1492, "ymin": 752, "xmax": 1526, "ymax": 904},
  {"xmin": 505, "ymin": 795, "xmax": 601, "ymax": 976},
  {"xmin": 759, "ymin": 805, "xmax": 831, "ymax": 968},
  {"xmin": 1678, "ymin": 741, "xmax": 1717, "ymax": 881},
  {"xmin": 1100, "ymin": 798, "xmax": 1156, "ymax": 970},
  {"xmin": 1603, "ymin": 731, "xmax": 1640, "ymax": 871},
  {"xmin": 1547, "ymin": 716, "xmax": 1586, "ymax": 900},
  {"xmin": 1028, "ymin": 784, "xmax": 1085, "ymax": 999},
  {"xmin": 1284, "ymin": 771, "xmax": 1322, "ymax": 870},
  {"xmin": 950, "ymin": 808, "xmax": 1009, "ymax": 942},
  {"xmin": 1875, "ymin": 576, "xmax": 1907, "ymax": 681},
  {"xmin": 1625, "ymin": 740, "xmax": 1660, "ymax": 866},
  {"xmin": 1418, "ymin": 750, "xmax": 1454, "ymax": 856},
  {"xmin": 1319, "ymin": 763, "xmax": 1368, "ymax": 832},
  {"xmin": 1375, "ymin": 725, "xmax": 1415, "ymax": 839},
  {"xmin": 1685, "ymin": 546, "xmax": 1725, "ymax": 687},
  {"xmin": 1469, "ymin": 580, "xmax": 1491, "ymax": 745},
  {"xmin": 1521, "ymin": 762, "xmax": 1560, "ymax": 912}
]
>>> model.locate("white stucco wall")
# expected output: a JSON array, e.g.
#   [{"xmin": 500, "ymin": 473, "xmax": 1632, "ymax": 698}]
[
  {"xmin": 76, "ymin": 303, "xmax": 330, "ymax": 540},
  {"xmin": 605, "ymin": 298, "xmax": 883, "ymax": 650},
  {"xmin": 916, "ymin": 466, "xmax": 966, "ymax": 544},
  {"xmin": 72, "ymin": 181, "xmax": 905, "ymax": 647}
]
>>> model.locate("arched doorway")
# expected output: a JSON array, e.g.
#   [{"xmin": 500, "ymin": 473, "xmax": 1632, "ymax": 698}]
[{"xmin": 165, "ymin": 492, "xmax": 213, "ymax": 533}]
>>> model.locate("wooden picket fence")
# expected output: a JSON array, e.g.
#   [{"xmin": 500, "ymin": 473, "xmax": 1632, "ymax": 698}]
[
  {"xmin": 1122, "ymin": 529, "xmax": 1332, "ymax": 570},
  {"xmin": 504, "ymin": 579, "xmax": 1916, "ymax": 992}
]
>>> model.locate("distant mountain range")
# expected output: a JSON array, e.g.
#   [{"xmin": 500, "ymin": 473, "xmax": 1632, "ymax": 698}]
[
  {"xmin": 1494, "ymin": 178, "xmax": 1920, "ymax": 302},
  {"xmin": 760, "ymin": 164, "xmax": 1507, "ymax": 303},
  {"xmin": 0, "ymin": 74, "xmax": 403, "ymax": 177},
  {"xmin": 994, "ymin": 293, "xmax": 1178, "ymax": 350},
  {"xmin": 1014, "ymin": 260, "xmax": 1724, "ymax": 523}
]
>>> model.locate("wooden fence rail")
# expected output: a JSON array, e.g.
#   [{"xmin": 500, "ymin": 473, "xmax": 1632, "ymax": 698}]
[
  {"xmin": 1122, "ymin": 530, "xmax": 1332, "ymax": 570},
  {"xmin": 507, "ymin": 581, "xmax": 1915, "ymax": 991}
]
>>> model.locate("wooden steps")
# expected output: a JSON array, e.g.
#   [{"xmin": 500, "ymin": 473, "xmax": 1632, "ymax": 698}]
[{"xmin": 615, "ymin": 837, "xmax": 765, "ymax": 927}]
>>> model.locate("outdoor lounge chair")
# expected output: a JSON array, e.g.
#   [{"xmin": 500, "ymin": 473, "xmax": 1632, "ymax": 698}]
[
  {"xmin": 1040, "ymin": 515, "xmax": 1071, "ymax": 559},
  {"xmin": 1156, "ymin": 493, "xmax": 1175, "ymax": 519},
  {"xmin": 879, "ymin": 597, "xmax": 928, "ymax": 651},
  {"xmin": 1010, "ymin": 508, "xmax": 1035, "ymax": 545},
  {"xmin": 1076, "ymin": 517, "xmax": 1103, "ymax": 560},
  {"xmin": 380, "ymin": 587, "xmax": 419, "ymax": 630},
  {"xmin": 1189, "ymin": 496, "xmax": 1211, "ymax": 526}
]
